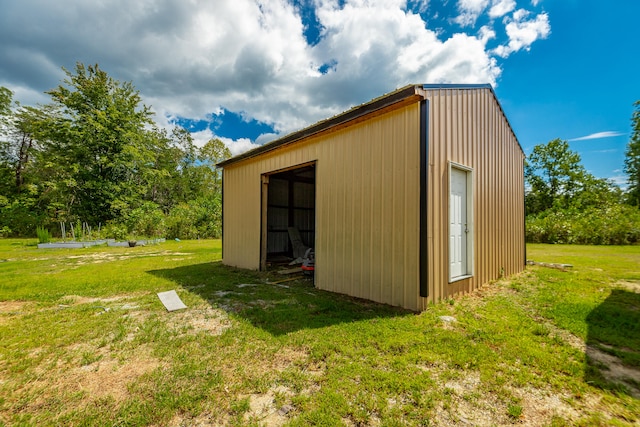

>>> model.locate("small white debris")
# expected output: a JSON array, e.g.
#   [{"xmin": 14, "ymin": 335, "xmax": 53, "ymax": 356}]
[
  {"xmin": 157, "ymin": 290, "xmax": 187, "ymax": 312},
  {"xmin": 439, "ymin": 316, "xmax": 457, "ymax": 323},
  {"xmin": 237, "ymin": 283, "xmax": 258, "ymax": 288},
  {"xmin": 214, "ymin": 290, "xmax": 235, "ymax": 297}
]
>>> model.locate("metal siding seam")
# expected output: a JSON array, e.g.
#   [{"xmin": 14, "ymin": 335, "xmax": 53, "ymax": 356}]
[
  {"xmin": 373, "ymin": 123, "xmax": 383, "ymax": 303},
  {"xmin": 349, "ymin": 132, "xmax": 357, "ymax": 298},
  {"xmin": 356, "ymin": 135, "xmax": 363, "ymax": 299},
  {"xmin": 419, "ymin": 99, "xmax": 429, "ymax": 298}
]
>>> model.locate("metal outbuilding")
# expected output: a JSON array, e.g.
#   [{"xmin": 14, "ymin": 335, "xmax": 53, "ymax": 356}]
[{"xmin": 217, "ymin": 84, "xmax": 525, "ymax": 311}]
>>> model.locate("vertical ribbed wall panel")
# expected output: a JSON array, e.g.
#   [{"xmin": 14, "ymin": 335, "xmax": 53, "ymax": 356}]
[
  {"xmin": 223, "ymin": 103, "xmax": 423, "ymax": 310},
  {"xmin": 423, "ymin": 87, "xmax": 525, "ymax": 305},
  {"xmin": 223, "ymin": 87, "xmax": 524, "ymax": 311}
]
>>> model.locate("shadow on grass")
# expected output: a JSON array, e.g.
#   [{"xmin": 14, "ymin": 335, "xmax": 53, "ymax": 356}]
[
  {"xmin": 585, "ymin": 289, "xmax": 640, "ymax": 398},
  {"xmin": 148, "ymin": 261, "xmax": 413, "ymax": 336}
]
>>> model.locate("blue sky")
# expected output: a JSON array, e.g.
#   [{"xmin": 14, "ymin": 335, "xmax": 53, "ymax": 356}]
[
  {"xmin": 0, "ymin": 0, "xmax": 637, "ymax": 185},
  {"xmin": 493, "ymin": 0, "xmax": 638, "ymax": 186}
]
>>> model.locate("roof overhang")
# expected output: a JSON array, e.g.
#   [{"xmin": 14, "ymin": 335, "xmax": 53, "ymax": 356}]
[
  {"xmin": 217, "ymin": 83, "xmax": 522, "ymax": 168},
  {"xmin": 217, "ymin": 84, "xmax": 424, "ymax": 168}
]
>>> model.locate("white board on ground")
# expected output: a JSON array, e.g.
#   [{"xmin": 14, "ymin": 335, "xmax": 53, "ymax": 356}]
[{"xmin": 157, "ymin": 290, "xmax": 187, "ymax": 312}]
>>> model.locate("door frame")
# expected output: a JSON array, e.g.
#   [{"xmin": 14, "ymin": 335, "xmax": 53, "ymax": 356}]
[
  {"xmin": 259, "ymin": 161, "xmax": 317, "ymax": 271},
  {"xmin": 448, "ymin": 162, "xmax": 474, "ymax": 282}
]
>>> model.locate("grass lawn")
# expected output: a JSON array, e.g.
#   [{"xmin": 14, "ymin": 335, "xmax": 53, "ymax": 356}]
[{"xmin": 0, "ymin": 239, "xmax": 639, "ymax": 426}]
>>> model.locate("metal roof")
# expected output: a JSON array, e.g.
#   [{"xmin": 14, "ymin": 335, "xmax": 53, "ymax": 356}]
[{"xmin": 217, "ymin": 83, "xmax": 520, "ymax": 168}]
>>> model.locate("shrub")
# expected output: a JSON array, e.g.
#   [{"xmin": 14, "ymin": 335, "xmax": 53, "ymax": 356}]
[
  {"xmin": 0, "ymin": 226, "xmax": 11, "ymax": 237},
  {"xmin": 0, "ymin": 198, "xmax": 43, "ymax": 237},
  {"xmin": 165, "ymin": 196, "xmax": 221, "ymax": 240},
  {"xmin": 36, "ymin": 226, "xmax": 52, "ymax": 243},
  {"xmin": 101, "ymin": 222, "xmax": 128, "ymax": 241},
  {"xmin": 526, "ymin": 204, "xmax": 640, "ymax": 245},
  {"xmin": 125, "ymin": 202, "xmax": 166, "ymax": 238}
]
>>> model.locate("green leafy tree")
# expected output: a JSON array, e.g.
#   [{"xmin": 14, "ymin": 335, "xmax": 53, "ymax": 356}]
[
  {"xmin": 0, "ymin": 87, "xmax": 15, "ymax": 196},
  {"xmin": 525, "ymin": 138, "xmax": 620, "ymax": 215},
  {"xmin": 143, "ymin": 127, "xmax": 202, "ymax": 211},
  {"xmin": 1, "ymin": 71, "xmax": 233, "ymax": 239},
  {"xmin": 625, "ymin": 100, "xmax": 640, "ymax": 207},
  {"xmin": 0, "ymin": 86, "xmax": 11, "ymax": 118},
  {"xmin": 42, "ymin": 62, "xmax": 155, "ymax": 224},
  {"xmin": 525, "ymin": 139, "xmax": 586, "ymax": 214},
  {"xmin": 0, "ymin": 88, "xmax": 52, "ymax": 234},
  {"xmin": 199, "ymin": 138, "xmax": 231, "ymax": 195}
]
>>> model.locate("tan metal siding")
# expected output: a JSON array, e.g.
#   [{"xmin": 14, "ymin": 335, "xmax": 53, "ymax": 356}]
[
  {"xmin": 422, "ymin": 88, "xmax": 525, "ymax": 308},
  {"xmin": 223, "ymin": 86, "xmax": 524, "ymax": 311},
  {"xmin": 222, "ymin": 103, "xmax": 423, "ymax": 310},
  {"xmin": 222, "ymin": 163, "xmax": 263, "ymax": 269}
]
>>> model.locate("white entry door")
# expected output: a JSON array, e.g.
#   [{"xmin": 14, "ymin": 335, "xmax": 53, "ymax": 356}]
[{"xmin": 450, "ymin": 166, "xmax": 470, "ymax": 280}]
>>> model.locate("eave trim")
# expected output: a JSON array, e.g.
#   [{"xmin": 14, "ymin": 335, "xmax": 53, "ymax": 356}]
[{"xmin": 218, "ymin": 85, "xmax": 423, "ymax": 168}]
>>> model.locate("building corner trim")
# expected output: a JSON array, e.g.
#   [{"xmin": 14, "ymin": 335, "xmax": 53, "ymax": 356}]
[{"xmin": 419, "ymin": 99, "xmax": 429, "ymax": 298}]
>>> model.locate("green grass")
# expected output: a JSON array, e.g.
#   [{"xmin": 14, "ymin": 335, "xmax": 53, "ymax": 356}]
[{"xmin": 1, "ymin": 240, "xmax": 639, "ymax": 426}]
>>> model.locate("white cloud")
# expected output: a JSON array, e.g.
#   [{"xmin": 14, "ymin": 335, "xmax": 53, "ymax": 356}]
[
  {"xmin": 478, "ymin": 25, "xmax": 496, "ymax": 45},
  {"xmin": 568, "ymin": 131, "xmax": 625, "ymax": 141},
  {"xmin": 608, "ymin": 175, "xmax": 628, "ymax": 189},
  {"xmin": 189, "ymin": 129, "xmax": 217, "ymax": 149},
  {"xmin": 512, "ymin": 8, "xmax": 530, "ymax": 21},
  {"xmin": 489, "ymin": 0, "xmax": 516, "ymax": 18},
  {"xmin": 219, "ymin": 136, "xmax": 262, "ymax": 157},
  {"xmin": 455, "ymin": 0, "xmax": 490, "ymax": 26},
  {"xmin": 189, "ymin": 128, "xmax": 262, "ymax": 156},
  {"xmin": 408, "ymin": 0, "xmax": 430, "ymax": 14},
  {"xmin": 0, "ymin": 0, "xmax": 549, "ymax": 156},
  {"xmin": 314, "ymin": 0, "xmax": 501, "ymax": 99},
  {"xmin": 492, "ymin": 9, "xmax": 550, "ymax": 57},
  {"xmin": 255, "ymin": 133, "xmax": 280, "ymax": 145},
  {"xmin": 531, "ymin": 0, "xmax": 541, "ymax": 5}
]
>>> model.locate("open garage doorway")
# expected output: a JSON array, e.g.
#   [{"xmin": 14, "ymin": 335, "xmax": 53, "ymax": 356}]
[{"xmin": 260, "ymin": 162, "xmax": 316, "ymax": 271}]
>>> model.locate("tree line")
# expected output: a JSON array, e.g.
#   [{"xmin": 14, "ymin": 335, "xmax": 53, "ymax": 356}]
[
  {"xmin": 525, "ymin": 101, "xmax": 640, "ymax": 244},
  {"xmin": 0, "ymin": 63, "xmax": 231, "ymax": 240}
]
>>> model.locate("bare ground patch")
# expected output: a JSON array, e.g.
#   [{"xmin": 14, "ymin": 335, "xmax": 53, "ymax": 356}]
[
  {"xmin": 0, "ymin": 300, "xmax": 31, "ymax": 312},
  {"xmin": 163, "ymin": 305, "xmax": 232, "ymax": 337},
  {"xmin": 71, "ymin": 347, "xmax": 162, "ymax": 403},
  {"xmin": 244, "ymin": 385, "xmax": 295, "ymax": 426},
  {"xmin": 615, "ymin": 279, "xmax": 640, "ymax": 293},
  {"xmin": 586, "ymin": 345, "xmax": 640, "ymax": 398},
  {"xmin": 59, "ymin": 294, "xmax": 139, "ymax": 305},
  {"xmin": 0, "ymin": 300, "xmax": 33, "ymax": 324},
  {"xmin": 8, "ymin": 344, "xmax": 162, "ymax": 420},
  {"xmin": 428, "ymin": 370, "xmax": 580, "ymax": 426},
  {"xmin": 66, "ymin": 250, "xmax": 193, "ymax": 264}
]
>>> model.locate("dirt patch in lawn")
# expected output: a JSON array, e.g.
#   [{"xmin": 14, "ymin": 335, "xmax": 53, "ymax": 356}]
[
  {"xmin": 12, "ymin": 345, "xmax": 162, "ymax": 419},
  {"xmin": 271, "ymin": 347, "xmax": 309, "ymax": 371},
  {"xmin": 66, "ymin": 250, "xmax": 193, "ymax": 265},
  {"xmin": 60, "ymin": 294, "xmax": 138, "ymax": 305},
  {"xmin": 586, "ymin": 345, "xmax": 640, "ymax": 398},
  {"xmin": 244, "ymin": 385, "xmax": 294, "ymax": 426},
  {"xmin": 426, "ymin": 367, "xmax": 581, "ymax": 426},
  {"xmin": 615, "ymin": 280, "xmax": 640, "ymax": 293},
  {"xmin": 0, "ymin": 300, "xmax": 32, "ymax": 324},
  {"xmin": 71, "ymin": 348, "xmax": 162, "ymax": 403},
  {"xmin": 0, "ymin": 300, "xmax": 31, "ymax": 314},
  {"xmin": 163, "ymin": 306, "xmax": 232, "ymax": 337}
]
